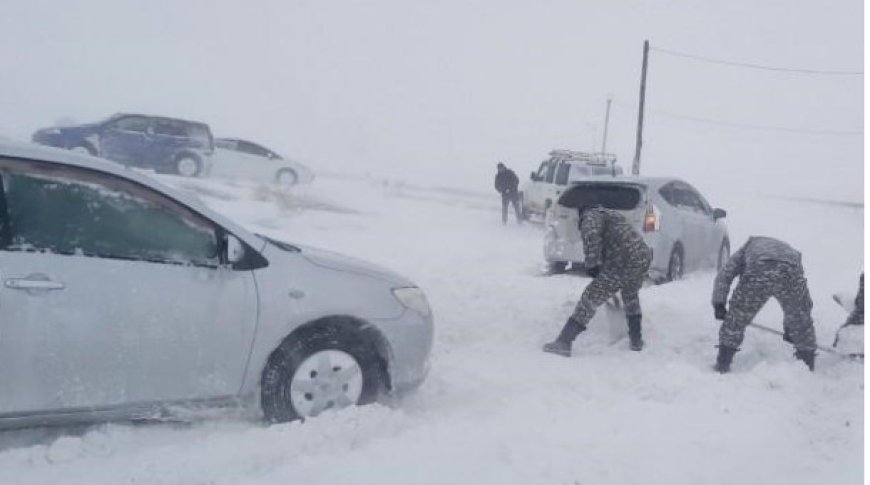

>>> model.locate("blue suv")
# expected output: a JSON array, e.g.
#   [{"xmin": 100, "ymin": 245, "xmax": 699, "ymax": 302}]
[{"xmin": 32, "ymin": 113, "xmax": 214, "ymax": 177}]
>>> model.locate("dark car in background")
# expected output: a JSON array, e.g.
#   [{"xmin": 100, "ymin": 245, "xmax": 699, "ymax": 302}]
[{"xmin": 32, "ymin": 113, "xmax": 214, "ymax": 177}]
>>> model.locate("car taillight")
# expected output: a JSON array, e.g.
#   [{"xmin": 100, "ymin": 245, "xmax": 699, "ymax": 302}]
[{"xmin": 643, "ymin": 203, "xmax": 660, "ymax": 232}]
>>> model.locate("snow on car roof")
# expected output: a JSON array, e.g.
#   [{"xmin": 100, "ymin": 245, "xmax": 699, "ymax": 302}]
[{"xmin": 568, "ymin": 175, "xmax": 680, "ymax": 187}]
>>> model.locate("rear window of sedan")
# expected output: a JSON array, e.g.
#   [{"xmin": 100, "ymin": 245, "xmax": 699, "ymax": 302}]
[{"xmin": 558, "ymin": 183, "xmax": 643, "ymax": 210}]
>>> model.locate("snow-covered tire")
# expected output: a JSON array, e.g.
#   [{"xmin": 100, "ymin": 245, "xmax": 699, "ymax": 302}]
[
  {"xmin": 175, "ymin": 156, "xmax": 202, "ymax": 177},
  {"xmin": 666, "ymin": 244, "xmax": 684, "ymax": 282},
  {"xmin": 716, "ymin": 239, "xmax": 730, "ymax": 271},
  {"xmin": 275, "ymin": 169, "xmax": 299, "ymax": 187},
  {"xmin": 261, "ymin": 325, "xmax": 382, "ymax": 423}
]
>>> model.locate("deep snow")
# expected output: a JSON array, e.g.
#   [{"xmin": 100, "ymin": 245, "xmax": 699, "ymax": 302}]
[{"xmin": 0, "ymin": 174, "xmax": 863, "ymax": 485}]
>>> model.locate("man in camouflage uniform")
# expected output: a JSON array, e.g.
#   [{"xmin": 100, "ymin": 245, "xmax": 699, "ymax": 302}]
[
  {"xmin": 712, "ymin": 236, "xmax": 817, "ymax": 372},
  {"xmin": 543, "ymin": 206, "xmax": 652, "ymax": 356}
]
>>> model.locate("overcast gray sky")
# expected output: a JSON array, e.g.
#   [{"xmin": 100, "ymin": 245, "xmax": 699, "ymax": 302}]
[{"xmin": 0, "ymin": 0, "xmax": 863, "ymax": 200}]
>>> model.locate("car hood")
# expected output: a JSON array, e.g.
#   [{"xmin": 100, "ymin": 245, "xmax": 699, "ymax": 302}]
[{"xmin": 292, "ymin": 243, "xmax": 414, "ymax": 286}]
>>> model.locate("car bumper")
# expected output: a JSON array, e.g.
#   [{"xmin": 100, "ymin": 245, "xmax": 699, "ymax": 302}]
[{"xmin": 371, "ymin": 308, "xmax": 433, "ymax": 394}]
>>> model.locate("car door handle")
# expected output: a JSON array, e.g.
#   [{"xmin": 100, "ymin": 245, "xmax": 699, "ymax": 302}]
[{"xmin": 5, "ymin": 278, "xmax": 65, "ymax": 291}]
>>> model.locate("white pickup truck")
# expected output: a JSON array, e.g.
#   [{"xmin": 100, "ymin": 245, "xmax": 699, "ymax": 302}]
[{"xmin": 520, "ymin": 150, "xmax": 623, "ymax": 220}]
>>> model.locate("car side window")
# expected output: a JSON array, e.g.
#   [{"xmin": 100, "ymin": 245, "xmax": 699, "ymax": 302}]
[
  {"xmin": 544, "ymin": 161, "xmax": 557, "ymax": 183},
  {"xmin": 554, "ymin": 162, "xmax": 571, "ymax": 185},
  {"xmin": 153, "ymin": 119, "xmax": 188, "ymax": 137},
  {"xmin": 0, "ymin": 159, "xmax": 220, "ymax": 267},
  {"xmin": 682, "ymin": 185, "xmax": 712, "ymax": 215},
  {"xmin": 108, "ymin": 116, "xmax": 150, "ymax": 133},
  {"xmin": 237, "ymin": 141, "xmax": 270, "ymax": 157},
  {"xmin": 658, "ymin": 183, "xmax": 680, "ymax": 207},
  {"xmin": 535, "ymin": 162, "xmax": 548, "ymax": 181}
]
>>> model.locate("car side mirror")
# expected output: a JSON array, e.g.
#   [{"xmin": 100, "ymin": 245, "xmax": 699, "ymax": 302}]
[
  {"xmin": 713, "ymin": 208, "xmax": 727, "ymax": 220},
  {"xmin": 226, "ymin": 234, "xmax": 245, "ymax": 264},
  {"xmin": 530, "ymin": 172, "xmax": 537, "ymax": 181}
]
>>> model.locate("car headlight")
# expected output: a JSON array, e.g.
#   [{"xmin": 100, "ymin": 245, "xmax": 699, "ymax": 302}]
[{"xmin": 392, "ymin": 287, "xmax": 431, "ymax": 317}]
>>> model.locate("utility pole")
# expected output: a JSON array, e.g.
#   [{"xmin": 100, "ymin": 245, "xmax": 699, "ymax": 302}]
[
  {"xmin": 632, "ymin": 40, "xmax": 649, "ymax": 175},
  {"xmin": 601, "ymin": 96, "xmax": 612, "ymax": 153}
]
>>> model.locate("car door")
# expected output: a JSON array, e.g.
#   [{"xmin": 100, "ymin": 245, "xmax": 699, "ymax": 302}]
[
  {"xmin": 551, "ymin": 160, "xmax": 571, "ymax": 207},
  {"xmin": 148, "ymin": 118, "xmax": 190, "ymax": 169},
  {"xmin": 0, "ymin": 158, "xmax": 258, "ymax": 417},
  {"xmin": 523, "ymin": 161, "xmax": 549, "ymax": 214},
  {"xmin": 99, "ymin": 115, "xmax": 151, "ymax": 166},
  {"xmin": 681, "ymin": 183, "xmax": 719, "ymax": 266},
  {"xmin": 234, "ymin": 141, "xmax": 276, "ymax": 181},
  {"xmin": 670, "ymin": 182, "xmax": 710, "ymax": 269}
]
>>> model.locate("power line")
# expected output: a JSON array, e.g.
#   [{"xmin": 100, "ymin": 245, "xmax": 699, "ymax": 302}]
[
  {"xmin": 612, "ymin": 100, "xmax": 863, "ymax": 136},
  {"xmin": 651, "ymin": 46, "xmax": 864, "ymax": 76}
]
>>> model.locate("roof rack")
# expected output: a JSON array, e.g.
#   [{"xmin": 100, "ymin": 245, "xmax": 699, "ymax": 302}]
[{"xmin": 549, "ymin": 149, "xmax": 617, "ymax": 166}]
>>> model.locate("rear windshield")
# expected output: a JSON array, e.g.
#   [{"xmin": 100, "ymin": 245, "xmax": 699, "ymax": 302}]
[{"xmin": 558, "ymin": 184, "xmax": 642, "ymax": 210}]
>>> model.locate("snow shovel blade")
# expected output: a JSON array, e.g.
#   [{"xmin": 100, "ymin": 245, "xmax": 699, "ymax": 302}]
[{"xmin": 747, "ymin": 322, "xmax": 858, "ymax": 360}]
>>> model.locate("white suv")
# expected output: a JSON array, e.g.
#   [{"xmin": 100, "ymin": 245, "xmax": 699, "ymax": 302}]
[{"xmin": 520, "ymin": 150, "xmax": 622, "ymax": 220}]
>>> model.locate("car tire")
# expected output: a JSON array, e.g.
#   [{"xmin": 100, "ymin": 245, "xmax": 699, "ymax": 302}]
[
  {"xmin": 70, "ymin": 144, "xmax": 96, "ymax": 156},
  {"xmin": 175, "ymin": 156, "xmax": 202, "ymax": 177},
  {"xmin": 261, "ymin": 325, "xmax": 382, "ymax": 423},
  {"xmin": 716, "ymin": 239, "xmax": 730, "ymax": 271},
  {"xmin": 666, "ymin": 244, "xmax": 684, "ymax": 282},
  {"xmin": 275, "ymin": 168, "xmax": 299, "ymax": 187}
]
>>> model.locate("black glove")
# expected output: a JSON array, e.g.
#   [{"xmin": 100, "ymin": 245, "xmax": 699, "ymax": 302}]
[
  {"xmin": 713, "ymin": 303, "xmax": 727, "ymax": 320},
  {"xmin": 587, "ymin": 266, "xmax": 601, "ymax": 278}
]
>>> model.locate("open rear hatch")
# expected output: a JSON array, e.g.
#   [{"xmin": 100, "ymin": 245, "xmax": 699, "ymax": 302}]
[{"xmin": 551, "ymin": 181, "xmax": 647, "ymax": 242}]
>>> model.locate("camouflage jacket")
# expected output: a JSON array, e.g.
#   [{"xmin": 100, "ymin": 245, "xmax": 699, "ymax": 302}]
[
  {"xmin": 579, "ymin": 207, "xmax": 649, "ymax": 269},
  {"xmin": 844, "ymin": 273, "xmax": 864, "ymax": 327},
  {"xmin": 712, "ymin": 236, "xmax": 803, "ymax": 304}
]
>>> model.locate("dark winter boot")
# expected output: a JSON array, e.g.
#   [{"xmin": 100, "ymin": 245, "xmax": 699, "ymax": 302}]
[
  {"xmin": 543, "ymin": 318, "xmax": 586, "ymax": 357},
  {"xmin": 627, "ymin": 315, "xmax": 644, "ymax": 351},
  {"xmin": 714, "ymin": 345, "xmax": 738, "ymax": 373},
  {"xmin": 794, "ymin": 349, "xmax": 816, "ymax": 371}
]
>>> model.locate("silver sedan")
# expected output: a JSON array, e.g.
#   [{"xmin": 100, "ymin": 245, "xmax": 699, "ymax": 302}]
[{"xmin": 0, "ymin": 141, "xmax": 432, "ymax": 429}]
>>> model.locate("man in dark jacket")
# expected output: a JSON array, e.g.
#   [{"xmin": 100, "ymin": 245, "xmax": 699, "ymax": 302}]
[
  {"xmin": 494, "ymin": 162, "xmax": 522, "ymax": 224},
  {"xmin": 712, "ymin": 236, "xmax": 817, "ymax": 372},
  {"xmin": 543, "ymin": 206, "xmax": 652, "ymax": 356}
]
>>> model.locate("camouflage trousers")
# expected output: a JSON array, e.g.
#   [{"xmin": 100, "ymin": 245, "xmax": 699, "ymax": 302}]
[
  {"xmin": 571, "ymin": 248, "xmax": 652, "ymax": 327},
  {"xmin": 720, "ymin": 260, "xmax": 817, "ymax": 352}
]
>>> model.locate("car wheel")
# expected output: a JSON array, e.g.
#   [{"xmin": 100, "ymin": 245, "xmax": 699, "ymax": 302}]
[
  {"xmin": 175, "ymin": 156, "xmax": 202, "ymax": 177},
  {"xmin": 70, "ymin": 145, "xmax": 95, "ymax": 156},
  {"xmin": 716, "ymin": 239, "xmax": 730, "ymax": 271},
  {"xmin": 261, "ymin": 326, "xmax": 381, "ymax": 423},
  {"xmin": 666, "ymin": 245, "xmax": 684, "ymax": 282},
  {"xmin": 275, "ymin": 169, "xmax": 299, "ymax": 187}
]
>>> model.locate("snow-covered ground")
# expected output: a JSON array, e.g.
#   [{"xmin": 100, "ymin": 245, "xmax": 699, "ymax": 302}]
[{"xmin": 0, "ymin": 174, "xmax": 863, "ymax": 485}]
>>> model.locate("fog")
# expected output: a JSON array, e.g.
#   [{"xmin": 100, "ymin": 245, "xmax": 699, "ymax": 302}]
[{"xmin": 0, "ymin": 0, "xmax": 862, "ymax": 200}]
